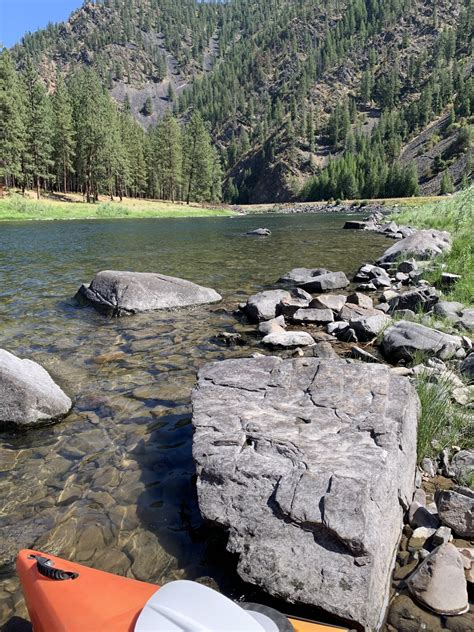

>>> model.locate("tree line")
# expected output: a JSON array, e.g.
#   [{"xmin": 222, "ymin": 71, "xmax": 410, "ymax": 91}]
[{"xmin": 0, "ymin": 50, "xmax": 222, "ymax": 203}]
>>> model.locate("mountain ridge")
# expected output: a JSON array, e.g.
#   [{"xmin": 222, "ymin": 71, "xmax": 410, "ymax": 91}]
[{"xmin": 9, "ymin": 0, "xmax": 474, "ymax": 202}]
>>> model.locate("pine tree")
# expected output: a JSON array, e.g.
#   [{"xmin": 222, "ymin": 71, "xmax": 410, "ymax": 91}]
[
  {"xmin": 440, "ymin": 169, "xmax": 454, "ymax": 195},
  {"xmin": 52, "ymin": 73, "xmax": 75, "ymax": 193},
  {"xmin": 150, "ymin": 112, "xmax": 183, "ymax": 201},
  {"xmin": 183, "ymin": 112, "xmax": 213, "ymax": 203},
  {"xmin": 21, "ymin": 56, "xmax": 53, "ymax": 198},
  {"xmin": 0, "ymin": 49, "xmax": 26, "ymax": 188}
]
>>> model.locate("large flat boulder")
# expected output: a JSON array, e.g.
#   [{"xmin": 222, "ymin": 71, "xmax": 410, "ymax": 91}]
[
  {"xmin": 382, "ymin": 321, "xmax": 463, "ymax": 362},
  {"xmin": 377, "ymin": 230, "xmax": 451, "ymax": 264},
  {"xmin": 192, "ymin": 357, "xmax": 419, "ymax": 630},
  {"xmin": 0, "ymin": 349, "xmax": 72, "ymax": 428},
  {"xmin": 300, "ymin": 271, "xmax": 350, "ymax": 292},
  {"xmin": 77, "ymin": 270, "xmax": 222, "ymax": 316}
]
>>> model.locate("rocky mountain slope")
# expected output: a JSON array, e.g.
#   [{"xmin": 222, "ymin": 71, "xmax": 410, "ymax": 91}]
[{"xmin": 12, "ymin": 0, "xmax": 473, "ymax": 202}]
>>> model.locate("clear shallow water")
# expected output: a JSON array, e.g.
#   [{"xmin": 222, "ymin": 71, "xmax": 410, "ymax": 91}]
[{"xmin": 0, "ymin": 214, "xmax": 388, "ymax": 624}]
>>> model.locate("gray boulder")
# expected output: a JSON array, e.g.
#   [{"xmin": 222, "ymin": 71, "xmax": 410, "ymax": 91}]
[
  {"xmin": 261, "ymin": 331, "xmax": 315, "ymax": 348},
  {"xmin": 351, "ymin": 314, "xmax": 392, "ymax": 342},
  {"xmin": 343, "ymin": 220, "xmax": 367, "ymax": 229},
  {"xmin": 406, "ymin": 543, "xmax": 469, "ymax": 616},
  {"xmin": 390, "ymin": 287, "xmax": 439, "ymax": 313},
  {"xmin": 347, "ymin": 292, "xmax": 373, "ymax": 310},
  {"xmin": 459, "ymin": 308, "xmax": 474, "ymax": 332},
  {"xmin": 245, "ymin": 290, "xmax": 292, "ymax": 322},
  {"xmin": 377, "ymin": 230, "xmax": 452, "ymax": 264},
  {"xmin": 310, "ymin": 294, "xmax": 347, "ymax": 312},
  {"xmin": 436, "ymin": 487, "xmax": 474, "ymax": 538},
  {"xmin": 247, "ymin": 228, "xmax": 271, "ymax": 236},
  {"xmin": 258, "ymin": 316, "xmax": 286, "ymax": 336},
  {"xmin": 77, "ymin": 270, "xmax": 222, "ymax": 316},
  {"xmin": 192, "ymin": 357, "xmax": 419, "ymax": 631},
  {"xmin": 0, "ymin": 349, "xmax": 72, "ymax": 428},
  {"xmin": 382, "ymin": 321, "xmax": 463, "ymax": 362},
  {"xmin": 452, "ymin": 450, "xmax": 474, "ymax": 486},
  {"xmin": 300, "ymin": 271, "xmax": 350, "ymax": 293},
  {"xmin": 291, "ymin": 308, "xmax": 334, "ymax": 325},
  {"xmin": 278, "ymin": 267, "xmax": 328, "ymax": 285},
  {"xmin": 434, "ymin": 301, "xmax": 464, "ymax": 318},
  {"xmin": 460, "ymin": 354, "xmax": 474, "ymax": 382}
]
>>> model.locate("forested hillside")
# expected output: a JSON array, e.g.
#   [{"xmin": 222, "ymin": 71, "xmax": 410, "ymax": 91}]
[{"xmin": 1, "ymin": 0, "xmax": 473, "ymax": 203}]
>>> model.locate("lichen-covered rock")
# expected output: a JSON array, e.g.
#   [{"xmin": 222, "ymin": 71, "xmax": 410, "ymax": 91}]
[
  {"xmin": 0, "ymin": 349, "xmax": 72, "ymax": 428},
  {"xmin": 382, "ymin": 321, "xmax": 463, "ymax": 362},
  {"xmin": 192, "ymin": 357, "xmax": 419, "ymax": 631},
  {"xmin": 77, "ymin": 270, "xmax": 222, "ymax": 316},
  {"xmin": 310, "ymin": 294, "xmax": 347, "ymax": 312},
  {"xmin": 377, "ymin": 230, "xmax": 452, "ymax": 264}
]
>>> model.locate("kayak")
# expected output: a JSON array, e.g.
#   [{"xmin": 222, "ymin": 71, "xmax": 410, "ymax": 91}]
[{"xmin": 17, "ymin": 549, "xmax": 348, "ymax": 632}]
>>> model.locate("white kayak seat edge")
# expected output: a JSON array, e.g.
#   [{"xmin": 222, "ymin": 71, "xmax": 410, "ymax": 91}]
[{"xmin": 134, "ymin": 580, "xmax": 279, "ymax": 632}]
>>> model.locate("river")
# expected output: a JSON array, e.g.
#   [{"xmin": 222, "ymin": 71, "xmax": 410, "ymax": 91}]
[{"xmin": 0, "ymin": 213, "xmax": 388, "ymax": 625}]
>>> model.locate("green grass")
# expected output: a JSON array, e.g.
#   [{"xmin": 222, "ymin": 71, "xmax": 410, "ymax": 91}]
[
  {"xmin": 393, "ymin": 187, "xmax": 474, "ymax": 305},
  {"xmin": 415, "ymin": 368, "xmax": 473, "ymax": 464},
  {"xmin": 0, "ymin": 194, "xmax": 234, "ymax": 221}
]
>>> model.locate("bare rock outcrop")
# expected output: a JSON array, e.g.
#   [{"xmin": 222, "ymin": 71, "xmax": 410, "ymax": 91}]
[{"xmin": 192, "ymin": 357, "xmax": 419, "ymax": 631}]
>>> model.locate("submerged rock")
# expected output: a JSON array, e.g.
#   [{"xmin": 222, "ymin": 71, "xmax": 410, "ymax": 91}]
[
  {"xmin": 192, "ymin": 356, "xmax": 419, "ymax": 630},
  {"xmin": 377, "ymin": 230, "xmax": 452, "ymax": 264},
  {"xmin": 407, "ymin": 543, "xmax": 469, "ymax": 616},
  {"xmin": 246, "ymin": 228, "xmax": 271, "ymax": 236},
  {"xmin": 278, "ymin": 267, "xmax": 329, "ymax": 285},
  {"xmin": 0, "ymin": 349, "xmax": 72, "ymax": 428},
  {"xmin": 382, "ymin": 321, "xmax": 462, "ymax": 362},
  {"xmin": 77, "ymin": 270, "xmax": 222, "ymax": 316}
]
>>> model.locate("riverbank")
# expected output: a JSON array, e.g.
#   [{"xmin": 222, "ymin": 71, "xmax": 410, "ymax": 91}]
[
  {"xmin": 392, "ymin": 187, "xmax": 473, "ymax": 305},
  {"xmin": 0, "ymin": 193, "xmax": 234, "ymax": 221}
]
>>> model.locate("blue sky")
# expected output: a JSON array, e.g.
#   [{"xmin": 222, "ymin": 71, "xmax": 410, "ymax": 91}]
[{"xmin": 0, "ymin": 0, "xmax": 82, "ymax": 47}]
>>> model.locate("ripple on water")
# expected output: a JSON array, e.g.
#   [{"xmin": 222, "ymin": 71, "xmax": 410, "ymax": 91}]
[{"xmin": 0, "ymin": 213, "xmax": 389, "ymax": 623}]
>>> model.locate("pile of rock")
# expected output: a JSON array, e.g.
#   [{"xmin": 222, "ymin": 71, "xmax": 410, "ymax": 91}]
[{"xmin": 390, "ymin": 476, "xmax": 473, "ymax": 621}]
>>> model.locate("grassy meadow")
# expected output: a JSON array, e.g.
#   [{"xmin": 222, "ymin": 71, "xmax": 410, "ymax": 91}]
[{"xmin": 0, "ymin": 192, "xmax": 235, "ymax": 221}]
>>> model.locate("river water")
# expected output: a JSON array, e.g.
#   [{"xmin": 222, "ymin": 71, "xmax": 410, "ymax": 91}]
[{"xmin": 0, "ymin": 213, "xmax": 388, "ymax": 626}]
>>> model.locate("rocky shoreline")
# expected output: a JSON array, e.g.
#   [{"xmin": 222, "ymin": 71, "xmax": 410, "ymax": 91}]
[
  {"xmin": 0, "ymin": 207, "xmax": 471, "ymax": 631},
  {"xmin": 201, "ymin": 210, "xmax": 473, "ymax": 630}
]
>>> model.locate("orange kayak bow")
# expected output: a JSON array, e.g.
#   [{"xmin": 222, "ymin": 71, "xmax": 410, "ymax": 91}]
[{"xmin": 17, "ymin": 549, "xmax": 348, "ymax": 632}]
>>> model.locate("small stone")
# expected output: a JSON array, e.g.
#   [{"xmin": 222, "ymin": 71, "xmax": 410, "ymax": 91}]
[
  {"xmin": 346, "ymin": 292, "xmax": 373, "ymax": 310},
  {"xmin": 421, "ymin": 457, "xmax": 436, "ymax": 478},
  {"xmin": 406, "ymin": 543, "xmax": 469, "ymax": 616},
  {"xmin": 312, "ymin": 342, "xmax": 339, "ymax": 359},
  {"xmin": 452, "ymin": 386, "xmax": 473, "ymax": 406},
  {"xmin": 436, "ymin": 487, "xmax": 474, "ymax": 537},
  {"xmin": 327, "ymin": 321, "xmax": 349, "ymax": 336},
  {"xmin": 398, "ymin": 260, "xmax": 418, "ymax": 274},
  {"xmin": 350, "ymin": 346, "xmax": 379, "ymax": 363},
  {"xmin": 456, "ymin": 547, "xmax": 474, "ymax": 583},
  {"xmin": 375, "ymin": 303, "xmax": 391, "ymax": 313},
  {"xmin": 394, "ymin": 309, "xmax": 416, "ymax": 320},
  {"xmin": 356, "ymin": 282, "xmax": 376, "ymax": 292},
  {"xmin": 262, "ymin": 331, "xmax": 315, "ymax": 348},
  {"xmin": 408, "ymin": 526, "xmax": 436, "ymax": 549},
  {"xmin": 292, "ymin": 308, "xmax": 334, "ymax": 324},
  {"xmin": 246, "ymin": 228, "xmax": 271, "ymax": 236},
  {"xmin": 396, "ymin": 272, "xmax": 410, "ymax": 283},
  {"xmin": 408, "ymin": 503, "xmax": 439, "ymax": 529},
  {"xmin": 441, "ymin": 273, "xmax": 462, "ymax": 287},
  {"xmin": 310, "ymin": 294, "xmax": 347, "ymax": 312},
  {"xmin": 460, "ymin": 353, "xmax": 474, "ymax": 382},
  {"xmin": 391, "ymin": 367, "xmax": 413, "ymax": 376},
  {"xmin": 382, "ymin": 289, "xmax": 399, "ymax": 302},
  {"xmin": 433, "ymin": 526, "xmax": 452, "ymax": 545},
  {"xmin": 452, "ymin": 450, "xmax": 474, "ymax": 486},
  {"xmin": 258, "ymin": 316, "xmax": 287, "ymax": 336}
]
